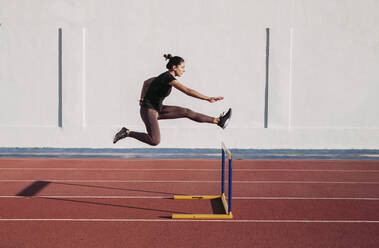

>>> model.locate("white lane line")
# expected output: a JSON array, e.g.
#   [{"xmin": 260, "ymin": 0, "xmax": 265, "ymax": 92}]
[
  {"xmin": 0, "ymin": 218, "xmax": 378, "ymax": 223},
  {"xmin": 233, "ymin": 197, "xmax": 379, "ymax": 200},
  {"xmin": 1, "ymin": 196, "xmax": 379, "ymax": 200},
  {"xmin": 0, "ymin": 153, "xmax": 220, "ymax": 156},
  {"xmin": 0, "ymin": 180, "xmax": 378, "ymax": 184},
  {"xmin": 0, "ymin": 196, "xmax": 169, "ymax": 199},
  {"xmin": 2, "ymin": 152, "xmax": 379, "ymax": 158},
  {"xmin": 1, "ymin": 168, "xmax": 379, "ymax": 172}
]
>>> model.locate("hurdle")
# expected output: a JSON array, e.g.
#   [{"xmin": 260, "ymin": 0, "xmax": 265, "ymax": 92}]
[{"xmin": 172, "ymin": 142, "xmax": 233, "ymax": 219}]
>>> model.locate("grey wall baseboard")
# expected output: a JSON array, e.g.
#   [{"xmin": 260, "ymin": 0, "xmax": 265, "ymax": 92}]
[{"xmin": 0, "ymin": 148, "xmax": 379, "ymax": 160}]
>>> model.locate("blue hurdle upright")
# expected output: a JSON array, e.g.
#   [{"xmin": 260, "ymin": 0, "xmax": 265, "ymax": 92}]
[{"xmin": 172, "ymin": 142, "xmax": 233, "ymax": 219}]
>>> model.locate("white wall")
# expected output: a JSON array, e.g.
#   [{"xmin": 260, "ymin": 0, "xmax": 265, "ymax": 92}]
[{"xmin": 0, "ymin": 0, "xmax": 379, "ymax": 148}]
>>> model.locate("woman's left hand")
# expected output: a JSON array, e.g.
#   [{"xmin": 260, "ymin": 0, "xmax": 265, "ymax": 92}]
[{"xmin": 208, "ymin": 96, "xmax": 224, "ymax": 103}]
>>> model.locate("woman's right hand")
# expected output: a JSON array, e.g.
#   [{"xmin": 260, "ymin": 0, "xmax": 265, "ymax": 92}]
[{"xmin": 208, "ymin": 96, "xmax": 224, "ymax": 103}]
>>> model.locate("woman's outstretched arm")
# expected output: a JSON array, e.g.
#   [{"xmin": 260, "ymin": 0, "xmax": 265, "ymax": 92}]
[{"xmin": 169, "ymin": 80, "xmax": 223, "ymax": 102}]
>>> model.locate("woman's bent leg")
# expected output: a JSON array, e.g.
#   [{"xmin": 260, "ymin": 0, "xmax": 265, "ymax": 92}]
[
  {"xmin": 158, "ymin": 105, "xmax": 215, "ymax": 123},
  {"xmin": 128, "ymin": 107, "xmax": 161, "ymax": 146}
]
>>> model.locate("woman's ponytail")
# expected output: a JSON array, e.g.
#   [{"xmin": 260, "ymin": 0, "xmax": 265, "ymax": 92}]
[{"xmin": 163, "ymin": 54, "xmax": 184, "ymax": 70}]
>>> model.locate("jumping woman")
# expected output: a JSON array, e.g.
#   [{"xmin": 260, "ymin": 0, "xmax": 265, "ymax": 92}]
[{"xmin": 113, "ymin": 54, "xmax": 232, "ymax": 146}]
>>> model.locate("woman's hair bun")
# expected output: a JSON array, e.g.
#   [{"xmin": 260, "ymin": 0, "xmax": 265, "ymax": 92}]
[{"xmin": 163, "ymin": 54, "xmax": 173, "ymax": 61}]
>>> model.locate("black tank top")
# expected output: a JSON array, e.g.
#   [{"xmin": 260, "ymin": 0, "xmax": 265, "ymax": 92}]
[{"xmin": 142, "ymin": 71, "xmax": 176, "ymax": 112}]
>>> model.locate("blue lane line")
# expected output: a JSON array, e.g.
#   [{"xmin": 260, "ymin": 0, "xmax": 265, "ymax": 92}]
[{"xmin": 0, "ymin": 148, "xmax": 379, "ymax": 160}]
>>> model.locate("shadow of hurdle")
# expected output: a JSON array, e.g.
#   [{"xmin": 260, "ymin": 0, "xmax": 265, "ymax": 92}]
[
  {"xmin": 16, "ymin": 180, "xmax": 51, "ymax": 196},
  {"xmin": 15, "ymin": 180, "xmax": 189, "ymax": 217}
]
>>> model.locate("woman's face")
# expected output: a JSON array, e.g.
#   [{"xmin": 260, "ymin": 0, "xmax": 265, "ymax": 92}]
[{"xmin": 172, "ymin": 62, "xmax": 185, "ymax": 77}]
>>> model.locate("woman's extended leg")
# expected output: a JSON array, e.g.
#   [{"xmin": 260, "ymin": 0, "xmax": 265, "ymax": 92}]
[
  {"xmin": 128, "ymin": 107, "xmax": 161, "ymax": 146},
  {"xmin": 113, "ymin": 106, "xmax": 232, "ymax": 144},
  {"xmin": 158, "ymin": 105, "xmax": 217, "ymax": 123}
]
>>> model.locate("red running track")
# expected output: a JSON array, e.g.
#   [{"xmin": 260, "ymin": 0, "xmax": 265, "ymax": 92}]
[{"xmin": 0, "ymin": 158, "xmax": 379, "ymax": 248}]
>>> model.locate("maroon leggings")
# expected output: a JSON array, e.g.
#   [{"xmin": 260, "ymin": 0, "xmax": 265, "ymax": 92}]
[{"xmin": 128, "ymin": 105, "xmax": 215, "ymax": 146}]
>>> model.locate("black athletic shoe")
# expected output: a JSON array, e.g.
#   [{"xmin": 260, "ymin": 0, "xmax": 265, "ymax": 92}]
[
  {"xmin": 218, "ymin": 108, "xmax": 232, "ymax": 129},
  {"xmin": 113, "ymin": 127, "xmax": 129, "ymax": 144}
]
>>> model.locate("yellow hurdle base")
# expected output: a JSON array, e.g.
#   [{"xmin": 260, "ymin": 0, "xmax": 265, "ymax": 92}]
[
  {"xmin": 173, "ymin": 195, "xmax": 221, "ymax": 200},
  {"xmin": 172, "ymin": 213, "xmax": 233, "ymax": 219},
  {"xmin": 172, "ymin": 194, "xmax": 233, "ymax": 219}
]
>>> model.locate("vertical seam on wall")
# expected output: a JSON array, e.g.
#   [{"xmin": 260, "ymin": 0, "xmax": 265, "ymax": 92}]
[
  {"xmin": 289, "ymin": 27, "xmax": 294, "ymax": 128},
  {"xmin": 58, "ymin": 28, "xmax": 63, "ymax": 128},
  {"xmin": 264, "ymin": 28, "xmax": 270, "ymax": 128},
  {"xmin": 289, "ymin": 0, "xmax": 295, "ymax": 129},
  {"xmin": 82, "ymin": 27, "xmax": 87, "ymax": 128}
]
